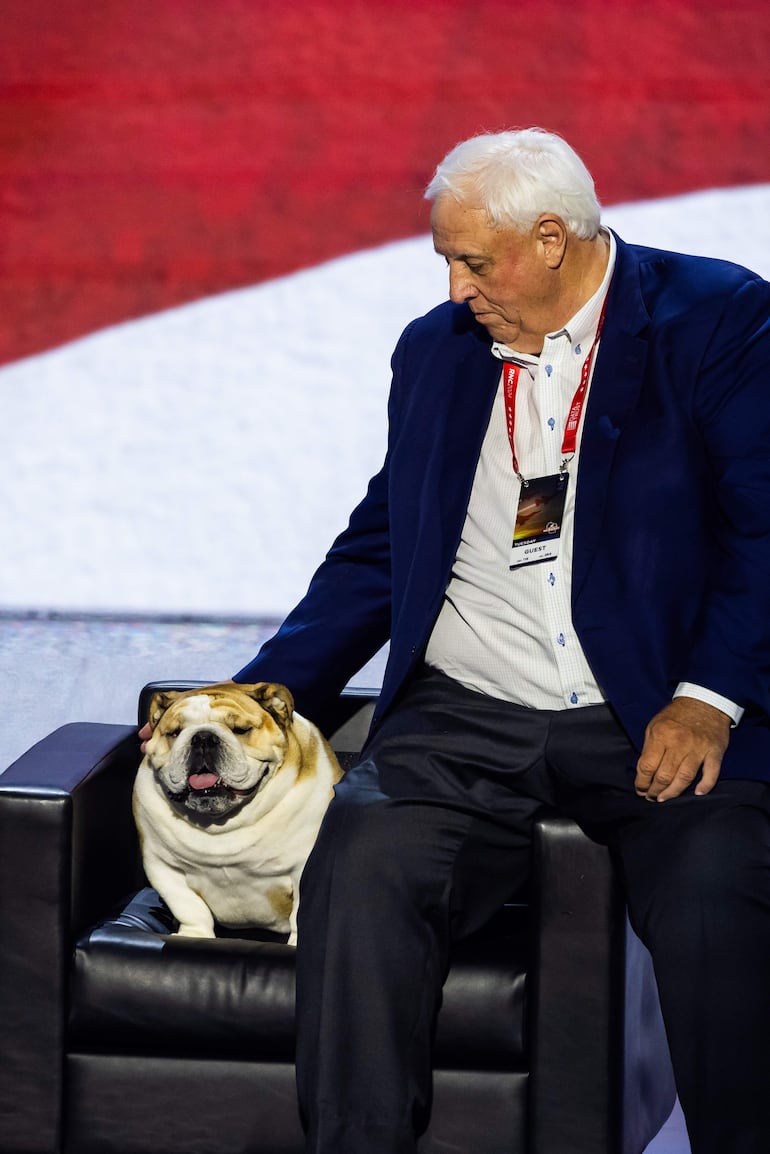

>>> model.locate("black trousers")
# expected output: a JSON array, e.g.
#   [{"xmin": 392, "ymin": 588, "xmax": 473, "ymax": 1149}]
[{"xmin": 295, "ymin": 668, "xmax": 770, "ymax": 1154}]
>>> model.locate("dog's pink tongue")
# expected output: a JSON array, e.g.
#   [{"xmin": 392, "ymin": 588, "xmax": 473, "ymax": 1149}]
[{"xmin": 188, "ymin": 772, "xmax": 220, "ymax": 791}]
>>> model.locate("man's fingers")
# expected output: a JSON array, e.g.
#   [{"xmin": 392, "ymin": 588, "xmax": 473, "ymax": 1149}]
[
  {"xmin": 635, "ymin": 756, "xmax": 660, "ymax": 795},
  {"xmin": 635, "ymin": 697, "xmax": 730, "ymax": 801},
  {"xmin": 635, "ymin": 732, "xmax": 666, "ymax": 794},
  {"xmin": 649, "ymin": 753, "xmax": 702, "ymax": 802},
  {"xmin": 637, "ymin": 748, "xmax": 692, "ymax": 801},
  {"xmin": 694, "ymin": 753, "xmax": 722, "ymax": 797}
]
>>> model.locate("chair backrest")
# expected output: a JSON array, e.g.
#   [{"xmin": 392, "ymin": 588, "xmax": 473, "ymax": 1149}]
[
  {"xmin": 138, "ymin": 681, "xmax": 377, "ymax": 764},
  {"xmin": 323, "ymin": 689, "xmax": 377, "ymax": 765}
]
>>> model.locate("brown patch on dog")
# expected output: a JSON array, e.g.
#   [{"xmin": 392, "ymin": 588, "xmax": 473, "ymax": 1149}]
[
  {"xmin": 267, "ymin": 884, "xmax": 294, "ymax": 924},
  {"xmin": 292, "ymin": 723, "xmax": 343, "ymax": 786}
]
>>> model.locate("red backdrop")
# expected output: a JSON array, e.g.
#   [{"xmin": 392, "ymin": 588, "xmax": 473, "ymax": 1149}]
[{"xmin": 2, "ymin": 0, "xmax": 769, "ymax": 366}]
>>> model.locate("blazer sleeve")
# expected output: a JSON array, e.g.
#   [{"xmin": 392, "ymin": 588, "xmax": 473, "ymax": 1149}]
[
  {"xmin": 233, "ymin": 320, "xmax": 420, "ymax": 720},
  {"xmin": 680, "ymin": 272, "xmax": 770, "ymax": 714}
]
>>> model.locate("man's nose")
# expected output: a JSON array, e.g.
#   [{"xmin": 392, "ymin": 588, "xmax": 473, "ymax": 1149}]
[{"xmin": 448, "ymin": 265, "xmax": 477, "ymax": 304}]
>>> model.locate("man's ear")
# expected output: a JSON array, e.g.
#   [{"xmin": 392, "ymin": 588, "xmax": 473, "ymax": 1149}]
[
  {"xmin": 244, "ymin": 682, "xmax": 295, "ymax": 727},
  {"xmin": 536, "ymin": 214, "xmax": 567, "ymax": 268},
  {"xmin": 148, "ymin": 691, "xmax": 182, "ymax": 730}
]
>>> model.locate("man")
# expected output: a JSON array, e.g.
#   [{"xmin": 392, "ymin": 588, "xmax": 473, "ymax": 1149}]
[{"xmin": 234, "ymin": 129, "xmax": 770, "ymax": 1152}]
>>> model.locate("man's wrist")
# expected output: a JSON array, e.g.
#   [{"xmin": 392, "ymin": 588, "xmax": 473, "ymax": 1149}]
[{"xmin": 674, "ymin": 682, "xmax": 743, "ymax": 727}]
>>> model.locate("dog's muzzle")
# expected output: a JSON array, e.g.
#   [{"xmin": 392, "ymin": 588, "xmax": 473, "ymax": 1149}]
[
  {"xmin": 167, "ymin": 729, "xmax": 261, "ymax": 819},
  {"xmin": 187, "ymin": 730, "xmax": 224, "ymax": 793}
]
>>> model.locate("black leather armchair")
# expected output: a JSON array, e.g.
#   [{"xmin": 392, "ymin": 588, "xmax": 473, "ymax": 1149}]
[{"xmin": 0, "ymin": 685, "xmax": 675, "ymax": 1154}]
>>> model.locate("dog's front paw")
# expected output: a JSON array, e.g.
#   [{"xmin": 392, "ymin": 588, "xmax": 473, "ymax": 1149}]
[{"xmin": 175, "ymin": 924, "xmax": 215, "ymax": 939}]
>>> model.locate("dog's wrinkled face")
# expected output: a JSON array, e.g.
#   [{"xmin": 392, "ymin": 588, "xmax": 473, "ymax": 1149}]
[{"xmin": 145, "ymin": 682, "xmax": 295, "ymax": 819}]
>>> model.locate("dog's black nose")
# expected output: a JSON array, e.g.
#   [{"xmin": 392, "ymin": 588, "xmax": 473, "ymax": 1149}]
[
  {"xmin": 189, "ymin": 730, "xmax": 221, "ymax": 771},
  {"xmin": 191, "ymin": 730, "xmax": 220, "ymax": 754}
]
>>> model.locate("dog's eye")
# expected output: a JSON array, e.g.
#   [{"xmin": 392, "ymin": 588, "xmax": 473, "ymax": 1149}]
[
  {"xmin": 233, "ymin": 725, "xmax": 252, "ymax": 736},
  {"xmin": 165, "ymin": 728, "xmax": 180, "ymax": 740}
]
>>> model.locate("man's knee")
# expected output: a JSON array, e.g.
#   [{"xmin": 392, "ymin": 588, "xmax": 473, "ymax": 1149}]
[
  {"xmin": 624, "ymin": 801, "xmax": 770, "ymax": 948},
  {"xmin": 670, "ymin": 804, "xmax": 768, "ymax": 897},
  {"xmin": 299, "ymin": 770, "xmax": 471, "ymax": 928},
  {"xmin": 310, "ymin": 793, "xmax": 402, "ymax": 879}
]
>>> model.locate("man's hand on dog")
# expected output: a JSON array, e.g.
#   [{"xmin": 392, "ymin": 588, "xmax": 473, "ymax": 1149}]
[
  {"xmin": 635, "ymin": 696, "xmax": 731, "ymax": 802},
  {"xmin": 139, "ymin": 722, "xmax": 152, "ymax": 754}
]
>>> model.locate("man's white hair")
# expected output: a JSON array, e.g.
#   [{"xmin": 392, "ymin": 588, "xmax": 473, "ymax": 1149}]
[{"xmin": 425, "ymin": 128, "xmax": 601, "ymax": 240}]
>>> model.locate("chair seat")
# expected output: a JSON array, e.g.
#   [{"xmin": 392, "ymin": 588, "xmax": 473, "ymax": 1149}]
[{"xmin": 70, "ymin": 888, "xmax": 528, "ymax": 1070}]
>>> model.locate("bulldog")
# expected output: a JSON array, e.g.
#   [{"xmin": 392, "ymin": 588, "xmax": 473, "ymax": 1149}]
[{"xmin": 133, "ymin": 681, "xmax": 342, "ymax": 945}]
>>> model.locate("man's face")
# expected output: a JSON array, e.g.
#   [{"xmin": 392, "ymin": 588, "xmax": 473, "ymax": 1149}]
[{"xmin": 431, "ymin": 195, "xmax": 558, "ymax": 354}]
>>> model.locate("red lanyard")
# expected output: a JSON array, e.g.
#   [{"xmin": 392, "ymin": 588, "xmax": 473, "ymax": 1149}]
[{"xmin": 502, "ymin": 298, "xmax": 608, "ymax": 481}]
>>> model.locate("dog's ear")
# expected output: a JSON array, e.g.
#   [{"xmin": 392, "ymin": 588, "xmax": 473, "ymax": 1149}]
[
  {"xmin": 244, "ymin": 682, "xmax": 295, "ymax": 727},
  {"xmin": 148, "ymin": 690, "xmax": 182, "ymax": 730}
]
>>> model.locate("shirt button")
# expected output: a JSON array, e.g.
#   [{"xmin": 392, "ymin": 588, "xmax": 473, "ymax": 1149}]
[{"xmin": 557, "ymin": 633, "xmax": 566, "ymax": 647}]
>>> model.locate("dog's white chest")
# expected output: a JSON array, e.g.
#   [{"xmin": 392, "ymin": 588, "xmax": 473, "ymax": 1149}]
[{"xmin": 187, "ymin": 858, "xmax": 295, "ymax": 932}]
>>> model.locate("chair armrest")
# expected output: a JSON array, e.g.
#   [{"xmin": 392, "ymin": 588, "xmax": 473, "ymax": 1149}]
[
  {"xmin": 528, "ymin": 811, "xmax": 624, "ymax": 1154},
  {"xmin": 529, "ymin": 811, "xmax": 675, "ymax": 1152},
  {"xmin": 0, "ymin": 722, "xmax": 140, "ymax": 1154}
]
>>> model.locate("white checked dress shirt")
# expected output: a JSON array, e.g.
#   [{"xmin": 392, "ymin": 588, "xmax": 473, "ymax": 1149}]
[{"xmin": 425, "ymin": 230, "xmax": 741, "ymax": 723}]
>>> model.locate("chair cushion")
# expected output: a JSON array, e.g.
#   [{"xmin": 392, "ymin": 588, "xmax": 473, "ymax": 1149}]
[{"xmin": 70, "ymin": 888, "xmax": 527, "ymax": 1070}]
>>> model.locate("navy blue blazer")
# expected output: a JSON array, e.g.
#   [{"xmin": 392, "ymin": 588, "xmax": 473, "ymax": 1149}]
[{"xmin": 237, "ymin": 233, "xmax": 770, "ymax": 781}]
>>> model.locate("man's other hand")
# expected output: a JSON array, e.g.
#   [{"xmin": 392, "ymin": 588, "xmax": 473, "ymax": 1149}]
[{"xmin": 635, "ymin": 696, "xmax": 731, "ymax": 802}]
